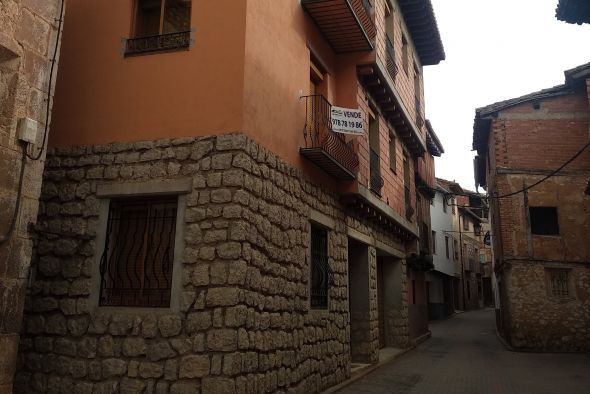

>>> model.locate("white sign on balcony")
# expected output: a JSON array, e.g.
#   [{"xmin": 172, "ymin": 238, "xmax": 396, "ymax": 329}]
[{"xmin": 331, "ymin": 106, "xmax": 364, "ymax": 135}]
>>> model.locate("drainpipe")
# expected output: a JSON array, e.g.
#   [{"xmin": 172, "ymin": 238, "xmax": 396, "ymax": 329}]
[{"xmin": 459, "ymin": 212, "xmax": 466, "ymax": 311}]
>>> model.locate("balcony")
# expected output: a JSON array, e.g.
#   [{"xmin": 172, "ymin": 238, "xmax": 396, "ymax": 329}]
[
  {"xmin": 300, "ymin": 95, "xmax": 359, "ymax": 180},
  {"xmin": 385, "ymin": 35, "xmax": 398, "ymax": 81},
  {"xmin": 124, "ymin": 31, "xmax": 191, "ymax": 56},
  {"xmin": 369, "ymin": 148, "xmax": 383, "ymax": 196},
  {"xmin": 302, "ymin": 0, "xmax": 376, "ymax": 53}
]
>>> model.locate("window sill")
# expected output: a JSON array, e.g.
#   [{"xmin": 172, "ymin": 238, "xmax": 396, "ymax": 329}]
[{"xmin": 123, "ymin": 30, "xmax": 192, "ymax": 57}]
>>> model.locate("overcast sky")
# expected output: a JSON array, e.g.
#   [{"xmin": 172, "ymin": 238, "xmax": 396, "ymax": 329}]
[{"xmin": 423, "ymin": 0, "xmax": 590, "ymax": 191}]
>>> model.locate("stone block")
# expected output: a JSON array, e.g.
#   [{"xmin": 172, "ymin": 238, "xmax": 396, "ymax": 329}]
[
  {"xmin": 139, "ymin": 362, "xmax": 163, "ymax": 378},
  {"xmin": 202, "ymin": 377, "xmax": 236, "ymax": 394},
  {"xmin": 122, "ymin": 337, "xmax": 146, "ymax": 357},
  {"xmin": 120, "ymin": 378, "xmax": 146, "ymax": 394},
  {"xmin": 158, "ymin": 315, "xmax": 182, "ymax": 337},
  {"xmin": 206, "ymin": 287, "xmax": 239, "ymax": 307},
  {"xmin": 147, "ymin": 340, "xmax": 176, "ymax": 362},
  {"xmin": 217, "ymin": 242, "xmax": 241, "ymax": 260},
  {"xmin": 186, "ymin": 311, "xmax": 212, "ymax": 334},
  {"xmin": 179, "ymin": 355, "xmax": 210, "ymax": 378},
  {"xmin": 101, "ymin": 358, "xmax": 127, "ymax": 378},
  {"xmin": 170, "ymin": 381, "xmax": 200, "ymax": 394},
  {"xmin": 207, "ymin": 329, "xmax": 237, "ymax": 352}
]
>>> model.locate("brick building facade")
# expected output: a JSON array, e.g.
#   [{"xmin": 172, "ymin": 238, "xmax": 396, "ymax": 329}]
[
  {"xmin": 473, "ymin": 63, "xmax": 590, "ymax": 351},
  {"xmin": 0, "ymin": 1, "xmax": 65, "ymax": 392}
]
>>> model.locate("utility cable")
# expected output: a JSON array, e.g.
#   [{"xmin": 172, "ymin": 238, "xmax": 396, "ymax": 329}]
[
  {"xmin": 26, "ymin": 0, "xmax": 65, "ymax": 161},
  {"xmin": 421, "ymin": 140, "xmax": 590, "ymax": 200},
  {"xmin": 0, "ymin": 146, "xmax": 27, "ymax": 245},
  {"xmin": 1, "ymin": 1, "xmax": 65, "ymax": 245}
]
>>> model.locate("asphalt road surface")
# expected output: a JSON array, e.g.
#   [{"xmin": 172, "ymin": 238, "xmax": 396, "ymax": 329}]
[{"xmin": 338, "ymin": 308, "xmax": 590, "ymax": 394}]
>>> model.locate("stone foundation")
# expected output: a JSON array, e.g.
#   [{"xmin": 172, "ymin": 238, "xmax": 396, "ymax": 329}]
[
  {"xmin": 502, "ymin": 261, "xmax": 590, "ymax": 352},
  {"xmin": 16, "ymin": 134, "xmax": 410, "ymax": 393}
]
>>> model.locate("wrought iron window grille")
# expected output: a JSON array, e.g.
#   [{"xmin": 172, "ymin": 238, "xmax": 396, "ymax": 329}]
[
  {"xmin": 310, "ymin": 225, "xmax": 332, "ymax": 309},
  {"xmin": 548, "ymin": 269, "xmax": 570, "ymax": 298},
  {"xmin": 385, "ymin": 35, "xmax": 398, "ymax": 81},
  {"xmin": 99, "ymin": 197, "xmax": 178, "ymax": 308},
  {"xmin": 122, "ymin": 29, "xmax": 194, "ymax": 57}
]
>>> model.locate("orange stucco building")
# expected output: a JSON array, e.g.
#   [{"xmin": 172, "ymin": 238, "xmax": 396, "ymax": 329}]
[{"xmin": 17, "ymin": 1, "xmax": 445, "ymax": 392}]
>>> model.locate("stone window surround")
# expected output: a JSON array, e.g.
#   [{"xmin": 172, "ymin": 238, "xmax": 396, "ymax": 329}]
[
  {"xmin": 89, "ymin": 178, "xmax": 192, "ymax": 314},
  {"xmin": 308, "ymin": 209, "xmax": 335, "ymax": 313}
]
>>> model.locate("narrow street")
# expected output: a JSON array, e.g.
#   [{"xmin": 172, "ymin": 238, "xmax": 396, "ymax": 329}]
[{"xmin": 339, "ymin": 309, "xmax": 590, "ymax": 394}]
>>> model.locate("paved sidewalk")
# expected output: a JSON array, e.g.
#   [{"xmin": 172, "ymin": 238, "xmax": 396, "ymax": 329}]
[{"xmin": 338, "ymin": 308, "xmax": 590, "ymax": 394}]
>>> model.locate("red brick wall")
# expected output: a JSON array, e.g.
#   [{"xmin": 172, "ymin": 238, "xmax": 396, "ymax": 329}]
[{"xmin": 486, "ymin": 89, "xmax": 590, "ymax": 261}]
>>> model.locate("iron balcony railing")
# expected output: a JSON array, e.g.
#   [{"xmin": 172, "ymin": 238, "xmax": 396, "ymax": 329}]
[
  {"xmin": 369, "ymin": 148, "xmax": 384, "ymax": 196},
  {"xmin": 301, "ymin": 95, "xmax": 359, "ymax": 178},
  {"xmin": 124, "ymin": 31, "xmax": 191, "ymax": 56},
  {"xmin": 385, "ymin": 35, "xmax": 398, "ymax": 81},
  {"xmin": 415, "ymin": 96, "xmax": 424, "ymax": 129}
]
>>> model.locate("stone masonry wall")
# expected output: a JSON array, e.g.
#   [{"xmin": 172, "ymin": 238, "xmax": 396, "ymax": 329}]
[
  {"xmin": 1, "ymin": 0, "xmax": 64, "ymax": 392},
  {"xmin": 503, "ymin": 262, "xmax": 590, "ymax": 351},
  {"xmin": 16, "ymin": 134, "xmax": 409, "ymax": 394}
]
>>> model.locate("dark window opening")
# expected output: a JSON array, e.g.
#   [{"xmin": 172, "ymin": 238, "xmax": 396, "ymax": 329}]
[
  {"xmin": 462, "ymin": 216, "xmax": 469, "ymax": 231},
  {"xmin": 388, "ymin": 132, "xmax": 396, "ymax": 172},
  {"xmin": 134, "ymin": 0, "xmax": 191, "ymax": 37},
  {"xmin": 442, "ymin": 197, "xmax": 447, "ymax": 213},
  {"xmin": 445, "ymin": 236, "xmax": 450, "ymax": 259},
  {"xmin": 432, "ymin": 230, "xmax": 436, "ymax": 254},
  {"xmin": 99, "ymin": 196, "xmax": 178, "ymax": 308},
  {"xmin": 412, "ymin": 279, "xmax": 416, "ymax": 304},
  {"xmin": 310, "ymin": 224, "xmax": 330, "ymax": 309},
  {"xmin": 530, "ymin": 207, "xmax": 559, "ymax": 235}
]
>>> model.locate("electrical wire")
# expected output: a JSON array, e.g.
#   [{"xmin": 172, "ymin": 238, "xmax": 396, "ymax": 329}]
[
  {"xmin": 0, "ymin": 1, "xmax": 65, "ymax": 245},
  {"xmin": 421, "ymin": 140, "xmax": 590, "ymax": 200},
  {"xmin": 0, "ymin": 146, "xmax": 27, "ymax": 245},
  {"xmin": 26, "ymin": 0, "xmax": 65, "ymax": 161}
]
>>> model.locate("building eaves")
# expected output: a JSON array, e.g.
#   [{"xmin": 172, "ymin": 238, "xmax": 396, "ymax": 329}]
[
  {"xmin": 425, "ymin": 120, "xmax": 444, "ymax": 156},
  {"xmin": 473, "ymin": 62, "xmax": 590, "ymax": 154},
  {"xmin": 397, "ymin": 0, "xmax": 445, "ymax": 66},
  {"xmin": 436, "ymin": 177, "xmax": 463, "ymax": 195},
  {"xmin": 556, "ymin": 0, "xmax": 590, "ymax": 24}
]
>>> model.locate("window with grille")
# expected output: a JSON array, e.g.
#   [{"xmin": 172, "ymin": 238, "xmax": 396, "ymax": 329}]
[
  {"xmin": 99, "ymin": 196, "xmax": 178, "ymax": 308},
  {"xmin": 310, "ymin": 224, "xmax": 331, "ymax": 309},
  {"xmin": 126, "ymin": 0, "xmax": 192, "ymax": 56},
  {"xmin": 530, "ymin": 207, "xmax": 559, "ymax": 235},
  {"xmin": 547, "ymin": 269, "xmax": 570, "ymax": 299}
]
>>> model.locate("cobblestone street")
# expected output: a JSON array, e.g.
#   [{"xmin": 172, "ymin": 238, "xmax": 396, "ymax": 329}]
[{"xmin": 339, "ymin": 309, "xmax": 590, "ymax": 394}]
